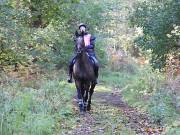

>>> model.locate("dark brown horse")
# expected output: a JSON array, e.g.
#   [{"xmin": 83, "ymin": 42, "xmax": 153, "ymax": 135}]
[{"xmin": 73, "ymin": 35, "xmax": 96, "ymax": 115}]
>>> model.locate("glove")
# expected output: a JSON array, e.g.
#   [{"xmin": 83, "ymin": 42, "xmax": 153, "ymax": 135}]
[{"xmin": 85, "ymin": 45, "xmax": 94, "ymax": 49}]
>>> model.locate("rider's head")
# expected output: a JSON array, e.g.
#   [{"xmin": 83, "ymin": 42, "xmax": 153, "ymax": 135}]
[{"xmin": 78, "ymin": 23, "xmax": 87, "ymax": 33}]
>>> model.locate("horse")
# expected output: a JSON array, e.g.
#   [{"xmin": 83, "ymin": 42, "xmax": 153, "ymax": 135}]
[{"xmin": 73, "ymin": 34, "xmax": 97, "ymax": 115}]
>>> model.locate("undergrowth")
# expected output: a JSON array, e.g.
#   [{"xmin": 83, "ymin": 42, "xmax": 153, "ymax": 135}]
[
  {"xmin": 100, "ymin": 62, "xmax": 180, "ymax": 134},
  {"xmin": 1, "ymin": 60, "xmax": 180, "ymax": 134},
  {"xmin": 0, "ymin": 71, "xmax": 76, "ymax": 135}
]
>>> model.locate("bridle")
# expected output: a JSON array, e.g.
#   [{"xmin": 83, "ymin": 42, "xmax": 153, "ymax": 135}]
[{"xmin": 76, "ymin": 36, "xmax": 86, "ymax": 54}]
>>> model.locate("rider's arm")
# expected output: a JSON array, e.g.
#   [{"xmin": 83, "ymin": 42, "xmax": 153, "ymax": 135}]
[
  {"xmin": 90, "ymin": 35, "xmax": 96, "ymax": 47},
  {"xmin": 73, "ymin": 35, "xmax": 78, "ymax": 52},
  {"xmin": 86, "ymin": 35, "xmax": 96, "ymax": 49}
]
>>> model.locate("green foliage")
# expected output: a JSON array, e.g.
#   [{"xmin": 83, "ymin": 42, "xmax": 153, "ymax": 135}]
[
  {"xmin": 121, "ymin": 65, "xmax": 165, "ymax": 108},
  {"xmin": 103, "ymin": 62, "xmax": 179, "ymax": 130},
  {"xmin": 0, "ymin": 0, "xmax": 107, "ymax": 69},
  {"xmin": 99, "ymin": 61, "xmax": 179, "ymax": 133},
  {"xmin": 0, "ymin": 2, "xmax": 30, "ymax": 66},
  {"xmin": 100, "ymin": 69, "xmax": 134, "ymax": 88},
  {"xmin": 1, "ymin": 0, "xmax": 180, "ymax": 134},
  {"xmin": 130, "ymin": 0, "xmax": 180, "ymax": 69},
  {"xmin": 0, "ymin": 74, "xmax": 76, "ymax": 135},
  {"xmin": 148, "ymin": 87, "xmax": 177, "ymax": 126},
  {"xmin": 166, "ymin": 121, "xmax": 180, "ymax": 135}
]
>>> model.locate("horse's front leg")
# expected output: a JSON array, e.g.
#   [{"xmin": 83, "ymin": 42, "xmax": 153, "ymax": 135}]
[
  {"xmin": 87, "ymin": 83, "xmax": 96, "ymax": 111},
  {"xmin": 77, "ymin": 89, "xmax": 85, "ymax": 115},
  {"xmin": 83, "ymin": 83, "xmax": 90, "ymax": 112},
  {"xmin": 75, "ymin": 81, "xmax": 84, "ymax": 115}
]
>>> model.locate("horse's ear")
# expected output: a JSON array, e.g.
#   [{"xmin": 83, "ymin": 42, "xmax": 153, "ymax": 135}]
[
  {"xmin": 75, "ymin": 30, "xmax": 79, "ymax": 38},
  {"xmin": 73, "ymin": 37, "xmax": 76, "ymax": 42}
]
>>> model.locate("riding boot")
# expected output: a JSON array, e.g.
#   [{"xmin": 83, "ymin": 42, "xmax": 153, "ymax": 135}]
[
  {"xmin": 67, "ymin": 62, "xmax": 73, "ymax": 83},
  {"xmin": 67, "ymin": 55, "xmax": 77, "ymax": 83},
  {"xmin": 94, "ymin": 67, "xmax": 99, "ymax": 84},
  {"xmin": 90, "ymin": 55, "xmax": 99, "ymax": 84}
]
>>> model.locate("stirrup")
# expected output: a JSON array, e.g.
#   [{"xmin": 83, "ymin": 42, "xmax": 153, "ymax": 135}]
[
  {"xmin": 67, "ymin": 78, "xmax": 73, "ymax": 83},
  {"xmin": 67, "ymin": 75, "xmax": 73, "ymax": 83}
]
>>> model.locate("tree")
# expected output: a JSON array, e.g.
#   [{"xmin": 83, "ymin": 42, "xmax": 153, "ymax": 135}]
[
  {"xmin": 130, "ymin": 0, "xmax": 180, "ymax": 69},
  {"xmin": 0, "ymin": 0, "xmax": 106, "ymax": 69}
]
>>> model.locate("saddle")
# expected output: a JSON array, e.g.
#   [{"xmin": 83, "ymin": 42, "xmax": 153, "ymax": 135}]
[
  {"xmin": 88, "ymin": 56, "xmax": 96, "ymax": 66},
  {"xmin": 73, "ymin": 55, "xmax": 96, "ymax": 68}
]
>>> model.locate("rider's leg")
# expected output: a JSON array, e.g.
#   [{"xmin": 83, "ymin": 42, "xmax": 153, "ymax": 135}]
[
  {"xmin": 92, "ymin": 56, "xmax": 99, "ymax": 78},
  {"xmin": 89, "ymin": 53, "xmax": 99, "ymax": 84},
  {"xmin": 67, "ymin": 55, "xmax": 76, "ymax": 83}
]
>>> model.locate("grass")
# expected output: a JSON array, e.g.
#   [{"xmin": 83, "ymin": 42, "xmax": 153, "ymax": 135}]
[
  {"xmin": 100, "ymin": 63, "xmax": 180, "ymax": 134},
  {"xmin": 0, "ymin": 71, "xmax": 76, "ymax": 135},
  {"xmin": 0, "ymin": 69, "xmax": 136, "ymax": 135},
  {"xmin": 0, "ymin": 68, "xmax": 138, "ymax": 135},
  {"xmin": 1, "ymin": 61, "xmax": 180, "ymax": 134},
  {"xmin": 99, "ymin": 69, "xmax": 134, "ymax": 88}
]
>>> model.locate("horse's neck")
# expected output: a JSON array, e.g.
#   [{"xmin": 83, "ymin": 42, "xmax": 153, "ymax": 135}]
[
  {"xmin": 77, "ymin": 52, "xmax": 90, "ymax": 68},
  {"xmin": 82, "ymin": 52, "xmax": 89, "ymax": 62}
]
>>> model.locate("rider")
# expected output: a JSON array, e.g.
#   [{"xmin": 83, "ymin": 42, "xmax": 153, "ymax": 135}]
[{"xmin": 67, "ymin": 23, "xmax": 99, "ymax": 84}]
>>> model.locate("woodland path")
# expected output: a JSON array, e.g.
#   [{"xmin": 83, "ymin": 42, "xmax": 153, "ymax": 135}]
[{"xmin": 68, "ymin": 85, "xmax": 163, "ymax": 135}]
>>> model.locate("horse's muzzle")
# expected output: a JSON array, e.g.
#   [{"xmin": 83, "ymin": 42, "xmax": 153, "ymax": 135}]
[
  {"xmin": 77, "ymin": 48, "xmax": 84, "ymax": 54},
  {"xmin": 77, "ymin": 50, "xmax": 82, "ymax": 54}
]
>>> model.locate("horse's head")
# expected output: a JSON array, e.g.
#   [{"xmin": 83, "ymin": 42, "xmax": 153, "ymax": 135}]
[{"xmin": 75, "ymin": 32, "xmax": 85, "ymax": 54}]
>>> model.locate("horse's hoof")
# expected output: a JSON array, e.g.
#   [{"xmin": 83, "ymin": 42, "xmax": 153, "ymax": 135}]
[
  {"xmin": 84, "ymin": 107, "xmax": 87, "ymax": 112},
  {"xmin": 80, "ymin": 111, "xmax": 85, "ymax": 116},
  {"xmin": 87, "ymin": 105, "xmax": 91, "ymax": 111},
  {"xmin": 94, "ymin": 80, "xmax": 98, "ymax": 84},
  {"xmin": 76, "ymin": 118, "xmax": 81, "ymax": 122}
]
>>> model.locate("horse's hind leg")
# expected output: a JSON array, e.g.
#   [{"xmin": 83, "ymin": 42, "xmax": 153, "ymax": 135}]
[{"xmin": 87, "ymin": 83, "xmax": 96, "ymax": 111}]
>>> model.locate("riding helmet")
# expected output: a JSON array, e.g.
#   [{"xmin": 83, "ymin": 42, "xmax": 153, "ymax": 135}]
[{"xmin": 78, "ymin": 23, "xmax": 87, "ymax": 29}]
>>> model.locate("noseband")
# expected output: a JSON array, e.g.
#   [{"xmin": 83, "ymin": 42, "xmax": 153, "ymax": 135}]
[{"xmin": 77, "ymin": 48, "xmax": 86, "ymax": 54}]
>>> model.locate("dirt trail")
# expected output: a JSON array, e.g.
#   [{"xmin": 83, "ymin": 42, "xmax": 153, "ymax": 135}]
[{"xmin": 69, "ymin": 87, "xmax": 163, "ymax": 135}]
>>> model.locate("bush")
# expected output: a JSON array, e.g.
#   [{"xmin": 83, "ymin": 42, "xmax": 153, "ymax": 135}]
[
  {"xmin": 109, "ymin": 55, "xmax": 138, "ymax": 74},
  {"xmin": 121, "ymin": 65, "xmax": 165, "ymax": 108},
  {"xmin": 130, "ymin": 0, "xmax": 180, "ymax": 69},
  {"xmin": 170, "ymin": 75, "xmax": 180, "ymax": 112},
  {"xmin": 148, "ymin": 87, "xmax": 177, "ymax": 126}
]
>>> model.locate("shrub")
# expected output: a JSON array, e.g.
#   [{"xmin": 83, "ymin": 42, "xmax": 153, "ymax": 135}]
[{"xmin": 148, "ymin": 87, "xmax": 177, "ymax": 126}]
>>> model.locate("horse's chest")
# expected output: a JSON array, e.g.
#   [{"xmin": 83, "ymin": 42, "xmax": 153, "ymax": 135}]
[{"xmin": 73, "ymin": 64, "xmax": 94, "ymax": 80}]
